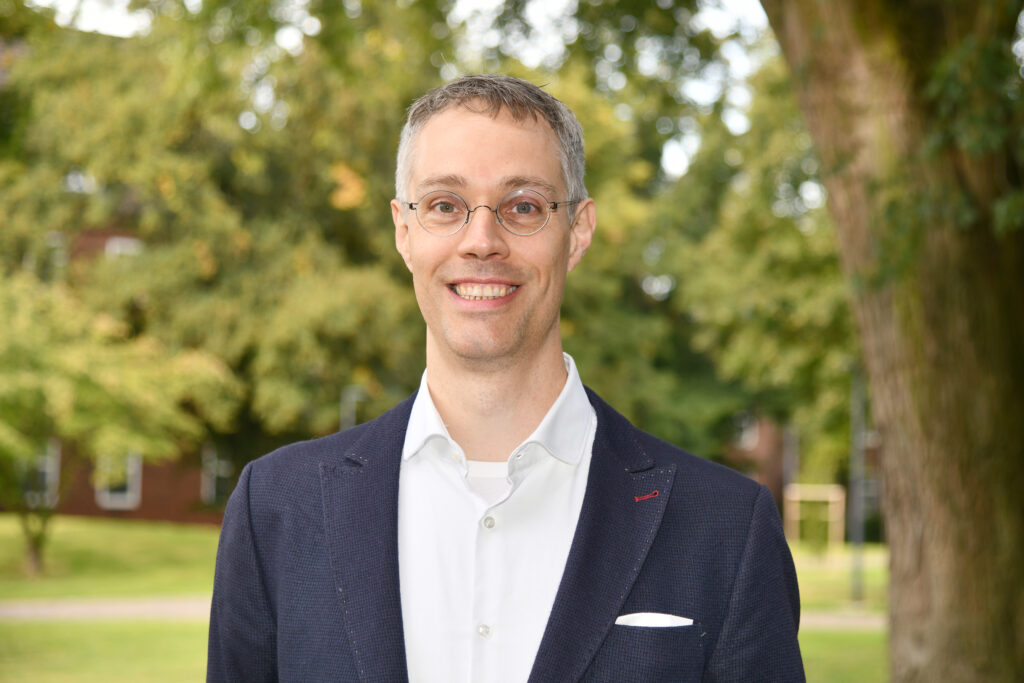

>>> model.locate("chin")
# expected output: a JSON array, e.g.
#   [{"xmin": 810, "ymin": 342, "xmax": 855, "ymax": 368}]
[{"xmin": 451, "ymin": 342, "xmax": 519, "ymax": 365}]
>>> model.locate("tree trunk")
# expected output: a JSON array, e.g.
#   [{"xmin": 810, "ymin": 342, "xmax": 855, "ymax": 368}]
[
  {"xmin": 760, "ymin": 1, "xmax": 1024, "ymax": 681},
  {"xmin": 18, "ymin": 510, "xmax": 50, "ymax": 577},
  {"xmin": 25, "ymin": 533, "xmax": 44, "ymax": 576}
]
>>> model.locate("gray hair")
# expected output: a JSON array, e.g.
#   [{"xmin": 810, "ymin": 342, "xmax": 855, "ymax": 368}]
[{"xmin": 395, "ymin": 74, "xmax": 587, "ymax": 204}]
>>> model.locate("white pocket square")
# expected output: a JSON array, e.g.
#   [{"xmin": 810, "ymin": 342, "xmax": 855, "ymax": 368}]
[{"xmin": 615, "ymin": 612, "xmax": 693, "ymax": 627}]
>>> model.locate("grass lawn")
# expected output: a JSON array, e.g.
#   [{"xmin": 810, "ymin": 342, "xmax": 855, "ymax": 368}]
[
  {"xmin": 792, "ymin": 542, "xmax": 889, "ymax": 613},
  {"xmin": 0, "ymin": 514, "xmax": 219, "ymax": 599},
  {"xmin": 0, "ymin": 620, "xmax": 207, "ymax": 683},
  {"xmin": 0, "ymin": 514, "xmax": 890, "ymax": 681},
  {"xmin": 801, "ymin": 628, "xmax": 888, "ymax": 682},
  {"xmin": 0, "ymin": 622, "xmax": 888, "ymax": 683}
]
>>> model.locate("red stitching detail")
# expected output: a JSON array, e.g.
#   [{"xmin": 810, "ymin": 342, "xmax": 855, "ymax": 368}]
[{"xmin": 634, "ymin": 489, "xmax": 659, "ymax": 502}]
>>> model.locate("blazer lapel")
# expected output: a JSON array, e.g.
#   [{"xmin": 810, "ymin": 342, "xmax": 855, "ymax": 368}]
[
  {"xmin": 528, "ymin": 391, "xmax": 677, "ymax": 683},
  {"xmin": 319, "ymin": 395, "xmax": 414, "ymax": 683}
]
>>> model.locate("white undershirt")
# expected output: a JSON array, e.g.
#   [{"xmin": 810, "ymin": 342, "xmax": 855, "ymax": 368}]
[{"xmin": 397, "ymin": 353, "xmax": 596, "ymax": 683}]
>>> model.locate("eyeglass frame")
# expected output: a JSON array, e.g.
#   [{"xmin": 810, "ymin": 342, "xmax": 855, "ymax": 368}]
[{"xmin": 402, "ymin": 188, "xmax": 581, "ymax": 237}]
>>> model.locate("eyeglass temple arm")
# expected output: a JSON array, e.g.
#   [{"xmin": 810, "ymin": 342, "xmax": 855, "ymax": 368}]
[{"xmin": 549, "ymin": 200, "xmax": 580, "ymax": 212}]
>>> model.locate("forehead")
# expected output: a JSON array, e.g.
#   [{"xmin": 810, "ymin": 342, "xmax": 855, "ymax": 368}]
[{"xmin": 410, "ymin": 105, "xmax": 563, "ymax": 195}]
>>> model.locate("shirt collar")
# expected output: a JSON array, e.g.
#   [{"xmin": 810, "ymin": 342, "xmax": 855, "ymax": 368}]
[{"xmin": 402, "ymin": 352, "xmax": 593, "ymax": 466}]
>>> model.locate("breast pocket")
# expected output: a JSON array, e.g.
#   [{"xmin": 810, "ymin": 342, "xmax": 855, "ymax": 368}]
[{"xmin": 581, "ymin": 622, "xmax": 705, "ymax": 682}]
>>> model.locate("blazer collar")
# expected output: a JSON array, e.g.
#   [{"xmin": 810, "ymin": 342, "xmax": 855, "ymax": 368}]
[
  {"xmin": 528, "ymin": 389, "xmax": 677, "ymax": 683},
  {"xmin": 320, "ymin": 393, "xmax": 415, "ymax": 683}
]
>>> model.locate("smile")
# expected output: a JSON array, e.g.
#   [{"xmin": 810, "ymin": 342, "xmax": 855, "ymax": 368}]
[{"xmin": 451, "ymin": 283, "xmax": 519, "ymax": 301}]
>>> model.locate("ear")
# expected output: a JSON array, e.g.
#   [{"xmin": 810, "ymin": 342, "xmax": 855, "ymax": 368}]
[
  {"xmin": 392, "ymin": 199, "xmax": 413, "ymax": 271},
  {"xmin": 566, "ymin": 197, "xmax": 596, "ymax": 273}
]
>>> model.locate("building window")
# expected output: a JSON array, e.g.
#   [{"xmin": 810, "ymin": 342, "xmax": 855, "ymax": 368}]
[
  {"xmin": 95, "ymin": 454, "xmax": 143, "ymax": 510},
  {"xmin": 24, "ymin": 439, "xmax": 61, "ymax": 509},
  {"xmin": 104, "ymin": 236, "xmax": 143, "ymax": 258},
  {"xmin": 737, "ymin": 413, "xmax": 761, "ymax": 451},
  {"xmin": 200, "ymin": 444, "xmax": 234, "ymax": 506}
]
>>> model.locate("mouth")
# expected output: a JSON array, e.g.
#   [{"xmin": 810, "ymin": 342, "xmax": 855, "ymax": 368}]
[{"xmin": 450, "ymin": 282, "xmax": 520, "ymax": 301}]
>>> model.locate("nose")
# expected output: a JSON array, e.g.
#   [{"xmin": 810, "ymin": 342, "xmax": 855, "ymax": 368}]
[{"xmin": 457, "ymin": 204, "xmax": 510, "ymax": 260}]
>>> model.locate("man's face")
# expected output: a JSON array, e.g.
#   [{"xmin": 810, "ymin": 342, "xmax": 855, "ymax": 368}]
[{"xmin": 392, "ymin": 105, "xmax": 595, "ymax": 369}]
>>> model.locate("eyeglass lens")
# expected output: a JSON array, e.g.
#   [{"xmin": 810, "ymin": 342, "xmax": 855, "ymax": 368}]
[{"xmin": 415, "ymin": 189, "xmax": 550, "ymax": 236}]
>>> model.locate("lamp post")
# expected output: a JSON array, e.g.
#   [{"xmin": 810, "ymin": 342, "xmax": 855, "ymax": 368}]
[{"xmin": 849, "ymin": 367, "xmax": 866, "ymax": 604}]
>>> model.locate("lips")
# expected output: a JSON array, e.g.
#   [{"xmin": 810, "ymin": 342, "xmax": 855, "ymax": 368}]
[{"xmin": 450, "ymin": 282, "xmax": 519, "ymax": 300}]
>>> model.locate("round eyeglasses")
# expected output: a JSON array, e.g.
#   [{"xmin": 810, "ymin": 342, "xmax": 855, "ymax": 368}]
[{"xmin": 404, "ymin": 189, "xmax": 580, "ymax": 236}]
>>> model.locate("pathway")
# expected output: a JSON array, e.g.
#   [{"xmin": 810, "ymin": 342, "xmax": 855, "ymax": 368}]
[{"xmin": 0, "ymin": 596, "xmax": 211, "ymax": 621}]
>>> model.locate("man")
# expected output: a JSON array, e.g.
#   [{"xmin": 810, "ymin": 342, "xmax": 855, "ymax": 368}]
[{"xmin": 208, "ymin": 75, "xmax": 804, "ymax": 682}]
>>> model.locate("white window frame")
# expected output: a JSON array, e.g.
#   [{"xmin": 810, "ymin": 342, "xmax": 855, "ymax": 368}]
[
  {"xmin": 104, "ymin": 236, "xmax": 143, "ymax": 258},
  {"xmin": 24, "ymin": 438, "xmax": 61, "ymax": 509},
  {"xmin": 200, "ymin": 444, "xmax": 234, "ymax": 505},
  {"xmin": 738, "ymin": 413, "xmax": 761, "ymax": 451},
  {"xmin": 94, "ymin": 453, "xmax": 143, "ymax": 510}
]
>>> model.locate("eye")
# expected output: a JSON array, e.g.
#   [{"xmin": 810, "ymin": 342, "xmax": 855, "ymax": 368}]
[
  {"xmin": 422, "ymin": 192, "xmax": 465, "ymax": 217},
  {"xmin": 501, "ymin": 193, "xmax": 545, "ymax": 219},
  {"xmin": 511, "ymin": 201, "xmax": 538, "ymax": 215}
]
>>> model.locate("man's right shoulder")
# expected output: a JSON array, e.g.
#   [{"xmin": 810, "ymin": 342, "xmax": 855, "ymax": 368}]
[{"xmin": 242, "ymin": 391, "xmax": 417, "ymax": 483}]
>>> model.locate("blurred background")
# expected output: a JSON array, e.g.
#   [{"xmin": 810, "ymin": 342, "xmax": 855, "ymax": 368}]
[{"xmin": 1, "ymin": 0, "xmax": 1022, "ymax": 681}]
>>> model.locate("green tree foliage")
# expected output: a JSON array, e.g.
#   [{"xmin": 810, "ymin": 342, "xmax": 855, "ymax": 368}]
[
  {"xmin": 1, "ymin": 3, "xmax": 444, "ymax": 468},
  {"xmin": 3, "ymin": 0, "xmax": 858, "ymax": 576},
  {"xmin": 0, "ymin": 272, "xmax": 239, "ymax": 572},
  {"xmin": 1, "ymin": 7, "xmax": 247, "ymax": 569},
  {"xmin": 484, "ymin": 3, "xmax": 857, "ymax": 467},
  {"xmin": 2, "ymin": 0, "xmax": 769, "ymax": 473},
  {"xmin": 549, "ymin": 62, "xmax": 750, "ymax": 458},
  {"xmin": 672, "ymin": 57, "xmax": 856, "ymax": 481}
]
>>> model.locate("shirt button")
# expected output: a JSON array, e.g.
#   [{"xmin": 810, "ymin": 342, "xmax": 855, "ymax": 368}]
[
  {"xmin": 482, "ymin": 516, "xmax": 496, "ymax": 529},
  {"xmin": 477, "ymin": 623, "xmax": 491, "ymax": 639}
]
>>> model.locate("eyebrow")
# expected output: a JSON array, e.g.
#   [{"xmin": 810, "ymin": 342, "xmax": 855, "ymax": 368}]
[
  {"xmin": 416, "ymin": 174, "xmax": 560, "ymax": 198},
  {"xmin": 502, "ymin": 175, "xmax": 558, "ymax": 198},
  {"xmin": 417, "ymin": 174, "xmax": 466, "ymax": 193}
]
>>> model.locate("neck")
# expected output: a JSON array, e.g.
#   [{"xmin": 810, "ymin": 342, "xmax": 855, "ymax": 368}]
[{"xmin": 424, "ymin": 336, "xmax": 568, "ymax": 463}]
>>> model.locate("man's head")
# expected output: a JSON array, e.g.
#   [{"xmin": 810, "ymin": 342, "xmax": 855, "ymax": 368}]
[
  {"xmin": 391, "ymin": 75, "xmax": 595, "ymax": 370},
  {"xmin": 395, "ymin": 75, "xmax": 587, "ymax": 204}
]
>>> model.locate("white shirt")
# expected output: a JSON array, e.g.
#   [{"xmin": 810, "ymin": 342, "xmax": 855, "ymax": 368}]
[{"xmin": 398, "ymin": 353, "xmax": 597, "ymax": 683}]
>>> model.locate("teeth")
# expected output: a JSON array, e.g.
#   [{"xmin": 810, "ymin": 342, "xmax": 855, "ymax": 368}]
[{"xmin": 453, "ymin": 283, "xmax": 518, "ymax": 300}]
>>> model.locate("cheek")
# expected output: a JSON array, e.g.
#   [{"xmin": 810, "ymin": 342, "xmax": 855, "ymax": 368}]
[
  {"xmin": 542, "ymin": 242, "xmax": 573, "ymax": 281},
  {"xmin": 406, "ymin": 242, "xmax": 444, "ymax": 278}
]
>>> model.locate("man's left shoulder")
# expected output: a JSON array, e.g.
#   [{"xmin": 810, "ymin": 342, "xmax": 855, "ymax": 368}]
[
  {"xmin": 637, "ymin": 427, "xmax": 760, "ymax": 495},
  {"xmin": 586, "ymin": 387, "xmax": 764, "ymax": 504}
]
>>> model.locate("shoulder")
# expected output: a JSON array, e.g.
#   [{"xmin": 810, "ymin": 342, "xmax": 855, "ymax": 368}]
[
  {"xmin": 586, "ymin": 387, "xmax": 766, "ymax": 513},
  {"xmin": 586, "ymin": 388, "xmax": 758, "ymax": 489},
  {"xmin": 239, "ymin": 393, "xmax": 416, "ymax": 502},
  {"xmin": 635, "ymin": 425, "xmax": 763, "ymax": 501}
]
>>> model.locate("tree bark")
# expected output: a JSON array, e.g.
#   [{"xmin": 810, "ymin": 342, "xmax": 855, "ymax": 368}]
[{"xmin": 760, "ymin": 1, "xmax": 1024, "ymax": 681}]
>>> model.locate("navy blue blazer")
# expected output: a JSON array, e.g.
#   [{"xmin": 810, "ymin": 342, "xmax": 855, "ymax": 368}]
[{"xmin": 208, "ymin": 389, "xmax": 804, "ymax": 682}]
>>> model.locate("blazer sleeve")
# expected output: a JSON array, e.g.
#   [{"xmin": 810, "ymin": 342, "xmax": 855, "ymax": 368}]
[
  {"xmin": 705, "ymin": 485, "xmax": 805, "ymax": 682},
  {"xmin": 207, "ymin": 462, "xmax": 278, "ymax": 682}
]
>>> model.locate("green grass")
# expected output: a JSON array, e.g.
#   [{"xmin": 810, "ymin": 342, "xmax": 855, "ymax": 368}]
[
  {"xmin": 0, "ymin": 514, "xmax": 219, "ymax": 599},
  {"xmin": 792, "ymin": 542, "xmax": 889, "ymax": 613},
  {"xmin": 0, "ymin": 621, "xmax": 207, "ymax": 683},
  {"xmin": 0, "ymin": 623, "xmax": 888, "ymax": 683},
  {"xmin": 801, "ymin": 628, "xmax": 888, "ymax": 682},
  {"xmin": 793, "ymin": 543, "xmax": 889, "ymax": 681}
]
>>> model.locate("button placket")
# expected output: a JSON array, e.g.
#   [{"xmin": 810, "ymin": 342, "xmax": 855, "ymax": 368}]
[{"xmin": 472, "ymin": 499, "xmax": 503, "ymax": 681}]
